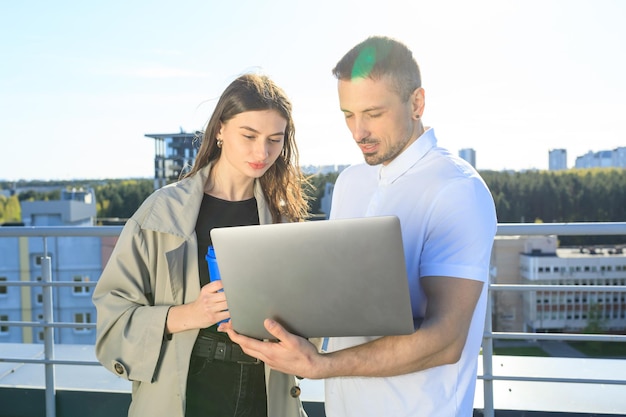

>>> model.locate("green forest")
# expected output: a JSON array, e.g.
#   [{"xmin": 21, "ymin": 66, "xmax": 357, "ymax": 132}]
[{"xmin": 2, "ymin": 168, "xmax": 626, "ymax": 244}]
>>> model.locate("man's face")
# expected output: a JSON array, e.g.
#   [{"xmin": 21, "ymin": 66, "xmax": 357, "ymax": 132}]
[{"xmin": 338, "ymin": 76, "xmax": 423, "ymax": 166}]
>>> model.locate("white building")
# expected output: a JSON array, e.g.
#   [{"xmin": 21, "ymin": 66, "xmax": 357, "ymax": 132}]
[{"xmin": 519, "ymin": 237, "xmax": 626, "ymax": 332}]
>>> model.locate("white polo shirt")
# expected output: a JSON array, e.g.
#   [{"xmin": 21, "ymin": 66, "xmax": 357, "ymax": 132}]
[{"xmin": 325, "ymin": 128, "xmax": 497, "ymax": 417}]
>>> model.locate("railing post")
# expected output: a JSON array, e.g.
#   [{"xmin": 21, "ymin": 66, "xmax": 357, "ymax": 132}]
[
  {"xmin": 41, "ymin": 237, "xmax": 56, "ymax": 417},
  {"xmin": 482, "ymin": 285, "xmax": 495, "ymax": 417}
]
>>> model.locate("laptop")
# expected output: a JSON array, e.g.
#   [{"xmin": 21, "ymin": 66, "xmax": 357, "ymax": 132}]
[{"xmin": 210, "ymin": 215, "xmax": 415, "ymax": 340}]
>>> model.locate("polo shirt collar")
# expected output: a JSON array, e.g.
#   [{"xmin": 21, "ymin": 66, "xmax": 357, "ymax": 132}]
[{"xmin": 379, "ymin": 127, "xmax": 436, "ymax": 184}]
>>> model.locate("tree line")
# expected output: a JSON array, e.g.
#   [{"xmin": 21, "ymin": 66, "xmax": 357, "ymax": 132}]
[
  {"xmin": 481, "ymin": 168, "xmax": 626, "ymax": 245},
  {"xmin": 2, "ymin": 169, "xmax": 626, "ymax": 245}
]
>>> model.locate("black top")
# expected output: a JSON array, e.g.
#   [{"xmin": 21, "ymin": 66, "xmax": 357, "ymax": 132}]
[
  {"xmin": 196, "ymin": 193, "xmax": 260, "ymax": 286},
  {"xmin": 195, "ymin": 193, "xmax": 259, "ymax": 335}
]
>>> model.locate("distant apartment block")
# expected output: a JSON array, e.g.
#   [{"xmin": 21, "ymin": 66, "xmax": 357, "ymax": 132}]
[
  {"xmin": 0, "ymin": 189, "xmax": 105, "ymax": 345},
  {"xmin": 145, "ymin": 131, "xmax": 199, "ymax": 189},
  {"xmin": 575, "ymin": 147, "xmax": 626, "ymax": 169},
  {"xmin": 548, "ymin": 149, "xmax": 567, "ymax": 171},
  {"xmin": 458, "ymin": 148, "xmax": 476, "ymax": 168}
]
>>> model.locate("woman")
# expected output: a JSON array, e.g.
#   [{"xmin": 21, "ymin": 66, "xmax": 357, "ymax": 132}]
[{"xmin": 93, "ymin": 73, "xmax": 310, "ymax": 417}]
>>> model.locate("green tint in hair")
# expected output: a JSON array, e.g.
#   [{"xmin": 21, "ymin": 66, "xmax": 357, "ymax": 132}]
[
  {"xmin": 333, "ymin": 36, "xmax": 421, "ymax": 100},
  {"xmin": 350, "ymin": 43, "xmax": 391, "ymax": 79}
]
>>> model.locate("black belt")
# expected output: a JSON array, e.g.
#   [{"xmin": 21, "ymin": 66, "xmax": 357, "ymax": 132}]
[{"xmin": 192, "ymin": 332, "xmax": 261, "ymax": 365}]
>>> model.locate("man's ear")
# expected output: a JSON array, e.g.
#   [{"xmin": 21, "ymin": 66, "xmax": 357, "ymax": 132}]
[{"xmin": 411, "ymin": 87, "xmax": 425, "ymax": 120}]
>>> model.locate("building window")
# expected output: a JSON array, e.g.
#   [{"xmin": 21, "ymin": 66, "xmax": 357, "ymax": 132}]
[
  {"xmin": 33, "ymin": 254, "xmax": 53, "ymax": 269},
  {"xmin": 73, "ymin": 276, "xmax": 90, "ymax": 294},
  {"xmin": 74, "ymin": 312, "xmax": 92, "ymax": 333},
  {"xmin": 0, "ymin": 277, "xmax": 7, "ymax": 295},
  {"xmin": 0, "ymin": 315, "xmax": 9, "ymax": 334}
]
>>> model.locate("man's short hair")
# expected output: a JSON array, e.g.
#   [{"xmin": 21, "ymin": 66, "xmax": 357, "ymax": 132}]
[{"xmin": 332, "ymin": 36, "xmax": 421, "ymax": 101}]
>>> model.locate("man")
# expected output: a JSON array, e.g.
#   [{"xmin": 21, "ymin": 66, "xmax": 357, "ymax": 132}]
[{"xmin": 222, "ymin": 35, "xmax": 497, "ymax": 417}]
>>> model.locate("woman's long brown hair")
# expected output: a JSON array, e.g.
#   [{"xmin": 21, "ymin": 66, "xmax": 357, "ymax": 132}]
[{"xmin": 183, "ymin": 73, "xmax": 309, "ymax": 222}]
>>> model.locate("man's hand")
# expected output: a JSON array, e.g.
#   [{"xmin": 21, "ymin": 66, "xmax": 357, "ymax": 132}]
[
  {"xmin": 219, "ymin": 319, "xmax": 326, "ymax": 379},
  {"xmin": 219, "ymin": 276, "xmax": 483, "ymax": 379}
]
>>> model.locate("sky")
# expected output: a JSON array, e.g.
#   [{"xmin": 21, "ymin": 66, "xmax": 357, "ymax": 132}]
[{"xmin": 1, "ymin": 0, "xmax": 625, "ymax": 181}]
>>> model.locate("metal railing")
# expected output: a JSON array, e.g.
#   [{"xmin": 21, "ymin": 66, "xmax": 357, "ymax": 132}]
[
  {"xmin": 1, "ymin": 223, "xmax": 626, "ymax": 417},
  {"xmin": 482, "ymin": 222, "xmax": 626, "ymax": 417}
]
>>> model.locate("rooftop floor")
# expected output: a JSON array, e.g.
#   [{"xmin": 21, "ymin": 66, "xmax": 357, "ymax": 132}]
[{"xmin": 1, "ymin": 342, "xmax": 625, "ymax": 416}]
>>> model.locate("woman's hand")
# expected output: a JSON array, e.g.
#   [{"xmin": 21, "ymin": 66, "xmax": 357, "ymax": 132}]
[
  {"xmin": 190, "ymin": 280, "xmax": 230, "ymax": 328},
  {"xmin": 165, "ymin": 281, "xmax": 230, "ymax": 334}
]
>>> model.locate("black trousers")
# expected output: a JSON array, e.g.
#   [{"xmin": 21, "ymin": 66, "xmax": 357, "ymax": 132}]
[{"xmin": 185, "ymin": 355, "xmax": 267, "ymax": 417}]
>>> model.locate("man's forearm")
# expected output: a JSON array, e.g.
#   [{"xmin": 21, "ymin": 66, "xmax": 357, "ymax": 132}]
[{"xmin": 313, "ymin": 323, "xmax": 463, "ymax": 379}]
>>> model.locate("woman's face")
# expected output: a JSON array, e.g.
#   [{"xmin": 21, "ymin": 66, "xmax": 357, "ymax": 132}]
[{"xmin": 218, "ymin": 109, "xmax": 287, "ymax": 179}]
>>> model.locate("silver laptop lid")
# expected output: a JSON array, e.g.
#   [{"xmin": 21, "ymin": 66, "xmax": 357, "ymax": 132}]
[{"xmin": 210, "ymin": 216, "xmax": 414, "ymax": 340}]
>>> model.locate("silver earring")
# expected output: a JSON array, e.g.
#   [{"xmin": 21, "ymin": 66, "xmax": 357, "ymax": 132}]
[{"xmin": 217, "ymin": 138, "xmax": 223, "ymax": 148}]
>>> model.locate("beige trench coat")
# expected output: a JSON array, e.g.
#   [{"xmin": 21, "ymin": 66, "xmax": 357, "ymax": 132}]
[{"xmin": 93, "ymin": 164, "xmax": 307, "ymax": 417}]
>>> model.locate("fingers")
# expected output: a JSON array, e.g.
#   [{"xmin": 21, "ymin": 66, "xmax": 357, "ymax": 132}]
[
  {"xmin": 195, "ymin": 281, "xmax": 229, "ymax": 327},
  {"xmin": 220, "ymin": 326, "xmax": 267, "ymax": 358},
  {"xmin": 264, "ymin": 319, "xmax": 290, "ymax": 342},
  {"xmin": 202, "ymin": 280, "xmax": 224, "ymax": 293}
]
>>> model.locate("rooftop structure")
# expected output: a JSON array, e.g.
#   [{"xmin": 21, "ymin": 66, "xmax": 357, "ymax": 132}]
[{"xmin": 144, "ymin": 131, "xmax": 199, "ymax": 189}]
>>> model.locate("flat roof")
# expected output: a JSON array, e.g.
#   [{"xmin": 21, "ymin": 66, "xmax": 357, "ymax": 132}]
[{"xmin": 144, "ymin": 132, "xmax": 197, "ymax": 140}]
